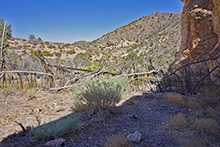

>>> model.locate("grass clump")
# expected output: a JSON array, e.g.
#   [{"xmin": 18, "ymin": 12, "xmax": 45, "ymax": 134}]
[
  {"xmin": 194, "ymin": 118, "xmax": 219, "ymax": 136},
  {"xmin": 163, "ymin": 92, "xmax": 188, "ymax": 107},
  {"xmin": 71, "ymin": 77, "xmax": 129, "ymax": 114},
  {"xmin": 0, "ymin": 81, "xmax": 13, "ymax": 95},
  {"xmin": 168, "ymin": 113, "xmax": 188, "ymax": 129},
  {"xmin": 30, "ymin": 116, "xmax": 82, "ymax": 140},
  {"xmin": 105, "ymin": 134, "xmax": 133, "ymax": 147}
]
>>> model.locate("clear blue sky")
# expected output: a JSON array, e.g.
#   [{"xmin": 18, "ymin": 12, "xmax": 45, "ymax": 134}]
[{"xmin": 0, "ymin": 0, "xmax": 184, "ymax": 43}]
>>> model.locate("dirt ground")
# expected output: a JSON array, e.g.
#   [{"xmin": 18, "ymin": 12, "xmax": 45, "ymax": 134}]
[{"xmin": 0, "ymin": 90, "xmax": 219, "ymax": 147}]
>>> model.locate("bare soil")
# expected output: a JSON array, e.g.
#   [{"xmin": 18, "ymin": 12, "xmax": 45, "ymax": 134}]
[{"xmin": 0, "ymin": 90, "xmax": 219, "ymax": 147}]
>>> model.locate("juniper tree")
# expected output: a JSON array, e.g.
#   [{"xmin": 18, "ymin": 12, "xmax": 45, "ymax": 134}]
[
  {"xmin": 0, "ymin": 18, "xmax": 12, "ymax": 71},
  {"xmin": 0, "ymin": 18, "xmax": 12, "ymax": 51},
  {"xmin": 28, "ymin": 34, "xmax": 36, "ymax": 40}
]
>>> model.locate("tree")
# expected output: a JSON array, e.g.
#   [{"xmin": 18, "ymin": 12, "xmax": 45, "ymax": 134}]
[
  {"xmin": 0, "ymin": 18, "xmax": 12, "ymax": 49},
  {"xmin": 0, "ymin": 18, "xmax": 12, "ymax": 71},
  {"xmin": 37, "ymin": 37, "xmax": 43, "ymax": 41},
  {"xmin": 28, "ymin": 34, "xmax": 36, "ymax": 40}
]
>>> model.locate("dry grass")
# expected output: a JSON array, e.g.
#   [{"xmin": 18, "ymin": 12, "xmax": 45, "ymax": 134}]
[
  {"xmin": 105, "ymin": 134, "xmax": 133, "ymax": 147},
  {"xmin": 186, "ymin": 99, "xmax": 202, "ymax": 109},
  {"xmin": 200, "ymin": 87, "xmax": 220, "ymax": 108},
  {"xmin": 168, "ymin": 113, "xmax": 188, "ymax": 129},
  {"xmin": 194, "ymin": 118, "xmax": 219, "ymax": 136},
  {"xmin": 163, "ymin": 92, "xmax": 187, "ymax": 106},
  {"xmin": 185, "ymin": 137, "xmax": 212, "ymax": 147}
]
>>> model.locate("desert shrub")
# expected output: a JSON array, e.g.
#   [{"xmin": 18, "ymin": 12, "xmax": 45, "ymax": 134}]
[
  {"xmin": 42, "ymin": 50, "xmax": 54, "ymax": 57},
  {"xmin": 105, "ymin": 134, "xmax": 133, "ymax": 147},
  {"xmin": 73, "ymin": 53, "xmax": 91, "ymax": 66},
  {"xmin": 71, "ymin": 77, "xmax": 129, "ymax": 113},
  {"xmin": 0, "ymin": 81, "xmax": 13, "ymax": 95},
  {"xmin": 41, "ymin": 44, "xmax": 45, "ymax": 48},
  {"xmin": 168, "ymin": 113, "xmax": 188, "ymax": 129},
  {"xmin": 199, "ymin": 87, "xmax": 220, "ymax": 107},
  {"xmin": 9, "ymin": 46, "xmax": 15, "ymax": 49},
  {"xmin": 27, "ymin": 87, "xmax": 38, "ymax": 99},
  {"xmin": 88, "ymin": 53, "xmax": 92, "ymax": 58},
  {"xmin": 55, "ymin": 52, "xmax": 62, "ymax": 57},
  {"xmin": 163, "ymin": 92, "xmax": 188, "ymax": 107},
  {"xmin": 194, "ymin": 118, "xmax": 219, "ymax": 135},
  {"xmin": 45, "ymin": 41, "xmax": 50, "ymax": 45},
  {"xmin": 30, "ymin": 116, "xmax": 82, "ymax": 140},
  {"xmin": 67, "ymin": 49, "xmax": 76, "ymax": 54}
]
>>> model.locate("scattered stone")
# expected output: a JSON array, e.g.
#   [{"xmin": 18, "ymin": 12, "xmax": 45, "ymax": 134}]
[
  {"xmin": 127, "ymin": 131, "xmax": 142, "ymax": 143},
  {"xmin": 45, "ymin": 138, "xmax": 65, "ymax": 147}
]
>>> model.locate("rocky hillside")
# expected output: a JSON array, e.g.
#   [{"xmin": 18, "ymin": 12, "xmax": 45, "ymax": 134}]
[
  {"xmin": 90, "ymin": 13, "xmax": 181, "ymax": 70},
  {"xmin": 6, "ymin": 13, "xmax": 181, "ymax": 72}
]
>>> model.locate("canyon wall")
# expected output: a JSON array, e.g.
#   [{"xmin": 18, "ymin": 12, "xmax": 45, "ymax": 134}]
[{"xmin": 172, "ymin": 0, "xmax": 220, "ymax": 84}]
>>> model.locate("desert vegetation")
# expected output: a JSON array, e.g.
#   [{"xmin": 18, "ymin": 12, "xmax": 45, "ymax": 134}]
[{"xmin": 0, "ymin": 13, "xmax": 220, "ymax": 146}]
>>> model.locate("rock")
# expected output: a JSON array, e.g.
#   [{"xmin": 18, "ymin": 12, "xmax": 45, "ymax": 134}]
[
  {"xmin": 45, "ymin": 138, "xmax": 65, "ymax": 147},
  {"xmin": 172, "ymin": 0, "xmax": 220, "ymax": 84},
  {"xmin": 127, "ymin": 131, "xmax": 142, "ymax": 143}
]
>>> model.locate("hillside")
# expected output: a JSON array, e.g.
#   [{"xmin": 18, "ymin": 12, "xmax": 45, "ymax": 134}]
[
  {"xmin": 6, "ymin": 13, "xmax": 181, "ymax": 73},
  {"xmin": 90, "ymin": 13, "xmax": 181, "ymax": 71}
]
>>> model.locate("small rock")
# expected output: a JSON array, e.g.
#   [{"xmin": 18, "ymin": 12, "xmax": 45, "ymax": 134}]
[
  {"xmin": 127, "ymin": 131, "xmax": 142, "ymax": 143},
  {"xmin": 45, "ymin": 138, "xmax": 65, "ymax": 147}
]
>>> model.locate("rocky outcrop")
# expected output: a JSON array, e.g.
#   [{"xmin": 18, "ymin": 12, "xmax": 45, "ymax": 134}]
[{"xmin": 172, "ymin": 0, "xmax": 220, "ymax": 84}]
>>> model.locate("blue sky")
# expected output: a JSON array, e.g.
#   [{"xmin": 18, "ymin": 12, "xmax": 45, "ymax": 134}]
[{"xmin": 0, "ymin": 0, "xmax": 184, "ymax": 43}]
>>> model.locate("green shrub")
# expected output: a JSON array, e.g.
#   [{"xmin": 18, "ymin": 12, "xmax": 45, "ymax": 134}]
[
  {"xmin": 9, "ymin": 46, "xmax": 15, "ymax": 49},
  {"xmin": 69, "ymin": 49, "xmax": 76, "ymax": 54},
  {"xmin": 42, "ymin": 50, "xmax": 54, "ymax": 57},
  {"xmin": 71, "ymin": 77, "xmax": 129, "ymax": 113},
  {"xmin": 30, "ymin": 116, "xmax": 82, "ymax": 140},
  {"xmin": 73, "ymin": 53, "xmax": 91, "ymax": 66}
]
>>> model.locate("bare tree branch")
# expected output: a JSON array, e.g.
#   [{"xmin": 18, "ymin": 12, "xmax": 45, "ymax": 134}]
[
  {"xmin": 169, "ymin": 56, "xmax": 220, "ymax": 76},
  {"xmin": 191, "ymin": 66, "xmax": 219, "ymax": 92},
  {"xmin": 112, "ymin": 70, "xmax": 158, "ymax": 79},
  {"xmin": 0, "ymin": 70, "xmax": 53, "ymax": 77}
]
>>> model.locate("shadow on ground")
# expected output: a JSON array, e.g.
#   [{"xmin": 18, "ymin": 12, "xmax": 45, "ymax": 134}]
[{"xmin": 1, "ymin": 93, "xmax": 185, "ymax": 147}]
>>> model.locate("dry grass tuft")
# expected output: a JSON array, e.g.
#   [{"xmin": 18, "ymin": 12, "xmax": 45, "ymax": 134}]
[
  {"xmin": 186, "ymin": 137, "xmax": 211, "ymax": 147},
  {"xmin": 163, "ymin": 92, "xmax": 187, "ymax": 106},
  {"xmin": 194, "ymin": 118, "xmax": 219, "ymax": 136},
  {"xmin": 168, "ymin": 113, "xmax": 188, "ymax": 129},
  {"xmin": 186, "ymin": 99, "xmax": 202, "ymax": 109},
  {"xmin": 199, "ymin": 87, "xmax": 220, "ymax": 107},
  {"xmin": 105, "ymin": 134, "xmax": 133, "ymax": 147}
]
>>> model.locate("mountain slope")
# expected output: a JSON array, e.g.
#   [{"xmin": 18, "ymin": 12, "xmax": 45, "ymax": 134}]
[
  {"xmin": 90, "ymin": 13, "xmax": 181, "ymax": 71},
  {"xmin": 6, "ymin": 13, "xmax": 181, "ymax": 73}
]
